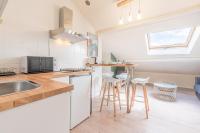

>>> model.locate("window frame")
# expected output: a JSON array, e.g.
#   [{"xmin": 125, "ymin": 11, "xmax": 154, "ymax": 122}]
[{"xmin": 147, "ymin": 27, "xmax": 196, "ymax": 49}]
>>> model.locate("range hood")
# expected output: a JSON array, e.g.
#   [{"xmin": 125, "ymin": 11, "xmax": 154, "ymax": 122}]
[
  {"xmin": 50, "ymin": 7, "xmax": 87, "ymax": 44},
  {"xmin": 0, "ymin": 0, "xmax": 8, "ymax": 23}
]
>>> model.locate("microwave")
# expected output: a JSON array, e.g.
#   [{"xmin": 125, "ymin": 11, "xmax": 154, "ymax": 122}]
[{"xmin": 21, "ymin": 56, "xmax": 54, "ymax": 74}]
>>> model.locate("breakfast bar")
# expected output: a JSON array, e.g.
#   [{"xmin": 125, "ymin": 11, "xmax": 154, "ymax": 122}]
[{"xmin": 86, "ymin": 63, "xmax": 136, "ymax": 113}]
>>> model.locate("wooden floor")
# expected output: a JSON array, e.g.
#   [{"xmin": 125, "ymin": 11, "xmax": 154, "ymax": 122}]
[{"xmin": 71, "ymin": 87, "xmax": 200, "ymax": 133}]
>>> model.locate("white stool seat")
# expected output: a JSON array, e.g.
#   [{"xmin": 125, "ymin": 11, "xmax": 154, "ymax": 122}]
[
  {"xmin": 116, "ymin": 73, "xmax": 128, "ymax": 80},
  {"xmin": 132, "ymin": 77, "xmax": 149, "ymax": 85},
  {"xmin": 102, "ymin": 72, "xmax": 114, "ymax": 78},
  {"xmin": 104, "ymin": 77, "xmax": 120, "ymax": 84}
]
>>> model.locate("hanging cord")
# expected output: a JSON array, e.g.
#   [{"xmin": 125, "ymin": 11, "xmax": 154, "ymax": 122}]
[{"xmin": 139, "ymin": 0, "xmax": 141, "ymax": 12}]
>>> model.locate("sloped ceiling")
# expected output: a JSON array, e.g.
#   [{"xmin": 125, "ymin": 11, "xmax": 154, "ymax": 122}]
[
  {"xmin": 73, "ymin": 0, "xmax": 200, "ymax": 31},
  {"xmin": 100, "ymin": 11, "xmax": 200, "ymax": 75}
]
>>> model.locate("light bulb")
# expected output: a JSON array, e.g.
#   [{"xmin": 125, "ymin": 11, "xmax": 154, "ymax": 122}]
[
  {"xmin": 119, "ymin": 18, "xmax": 124, "ymax": 25},
  {"xmin": 128, "ymin": 14, "xmax": 133, "ymax": 22},
  {"xmin": 137, "ymin": 10, "xmax": 142, "ymax": 20}
]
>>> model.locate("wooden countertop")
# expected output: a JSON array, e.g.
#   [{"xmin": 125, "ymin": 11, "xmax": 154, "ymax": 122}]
[
  {"xmin": 0, "ymin": 71, "xmax": 92, "ymax": 112},
  {"xmin": 86, "ymin": 63, "xmax": 136, "ymax": 67}
]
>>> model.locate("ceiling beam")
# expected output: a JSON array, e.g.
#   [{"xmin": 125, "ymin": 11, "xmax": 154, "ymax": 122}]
[
  {"xmin": 97, "ymin": 4, "xmax": 200, "ymax": 34},
  {"xmin": 116, "ymin": 0, "xmax": 134, "ymax": 7}
]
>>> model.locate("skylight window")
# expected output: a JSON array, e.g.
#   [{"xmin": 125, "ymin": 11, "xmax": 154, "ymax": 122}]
[
  {"xmin": 147, "ymin": 27, "xmax": 194, "ymax": 49},
  {"xmin": 146, "ymin": 26, "xmax": 200, "ymax": 55}
]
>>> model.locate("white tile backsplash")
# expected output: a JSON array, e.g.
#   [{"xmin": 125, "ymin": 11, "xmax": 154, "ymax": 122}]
[
  {"xmin": 50, "ymin": 40, "xmax": 88, "ymax": 71},
  {"xmin": 0, "ymin": 58, "xmax": 21, "ymax": 73}
]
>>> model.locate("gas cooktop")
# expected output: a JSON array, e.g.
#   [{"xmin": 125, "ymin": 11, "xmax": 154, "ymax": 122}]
[{"xmin": 60, "ymin": 68, "xmax": 88, "ymax": 72}]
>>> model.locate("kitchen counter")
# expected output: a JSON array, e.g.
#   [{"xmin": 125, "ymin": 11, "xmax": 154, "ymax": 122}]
[{"xmin": 0, "ymin": 71, "xmax": 92, "ymax": 112}]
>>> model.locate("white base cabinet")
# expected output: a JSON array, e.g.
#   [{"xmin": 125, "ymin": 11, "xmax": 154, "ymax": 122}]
[
  {"xmin": 70, "ymin": 75, "xmax": 91, "ymax": 129},
  {"xmin": 0, "ymin": 93, "xmax": 70, "ymax": 133},
  {"xmin": 52, "ymin": 75, "xmax": 91, "ymax": 129}
]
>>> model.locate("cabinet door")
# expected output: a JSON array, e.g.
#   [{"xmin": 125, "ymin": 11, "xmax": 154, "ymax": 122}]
[
  {"xmin": 70, "ymin": 75, "xmax": 91, "ymax": 129},
  {"xmin": 28, "ymin": 57, "xmax": 40, "ymax": 73},
  {"xmin": 0, "ymin": 93, "xmax": 71, "ymax": 133}
]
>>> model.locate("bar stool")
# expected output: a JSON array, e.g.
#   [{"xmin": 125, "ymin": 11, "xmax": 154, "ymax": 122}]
[
  {"xmin": 131, "ymin": 77, "xmax": 150, "ymax": 119},
  {"xmin": 100, "ymin": 77, "xmax": 121, "ymax": 117},
  {"xmin": 116, "ymin": 73, "xmax": 128, "ymax": 94},
  {"xmin": 100, "ymin": 72, "xmax": 114, "ymax": 97}
]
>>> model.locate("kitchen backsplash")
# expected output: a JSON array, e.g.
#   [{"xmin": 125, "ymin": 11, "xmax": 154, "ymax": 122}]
[
  {"xmin": 50, "ymin": 40, "xmax": 88, "ymax": 71},
  {"xmin": 0, "ymin": 58, "xmax": 21, "ymax": 73}
]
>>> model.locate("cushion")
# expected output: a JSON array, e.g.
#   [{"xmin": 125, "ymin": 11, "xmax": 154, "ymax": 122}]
[
  {"xmin": 102, "ymin": 72, "xmax": 114, "ymax": 78},
  {"xmin": 132, "ymin": 78, "xmax": 149, "ymax": 85},
  {"xmin": 116, "ymin": 73, "xmax": 128, "ymax": 80}
]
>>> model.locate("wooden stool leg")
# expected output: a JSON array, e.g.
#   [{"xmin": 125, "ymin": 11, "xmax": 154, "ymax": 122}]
[
  {"xmin": 107, "ymin": 83, "xmax": 111, "ymax": 106},
  {"xmin": 116, "ymin": 83, "xmax": 122, "ymax": 110},
  {"xmin": 144, "ymin": 87, "xmax": 150, "ymax": 111},
  {"xmin": 143, "ymin": 86, "xmax": 149, "ymax": 119},
  {"xmin": 113, "ymin": 84, "xmax": 116, "ymax": 117},
  {"xmin": 100, "ymin": 79, "xmax": 105, "ymax": 97},
  {"xmin": 130, "ymin": 84, "xmax": 136, "ymax": 111},
  {"xmin": 100, "ymin": 82, "xmax": 107, "ymax": 112},
  {"xmin": 124, "ymin": 81, "xmax": 127, "ymax": 97}
]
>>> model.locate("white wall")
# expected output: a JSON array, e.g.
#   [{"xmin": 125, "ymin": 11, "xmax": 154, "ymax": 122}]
[
  {"xmin": 0, "ymin": 0, "xmax": 94, "ymax": 72},
  {"xmin": 100, "ymin": 11, "xmax": 200, "ymax": 89},
  {"xmin": 135, "ymin": 72, "xmax": 196, "ymax": 89}
]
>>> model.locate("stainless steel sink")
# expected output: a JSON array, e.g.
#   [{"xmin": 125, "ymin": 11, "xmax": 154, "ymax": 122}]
[{"xmin": 0, "ymin": 80, "xmax": 40, "ymax": 96}]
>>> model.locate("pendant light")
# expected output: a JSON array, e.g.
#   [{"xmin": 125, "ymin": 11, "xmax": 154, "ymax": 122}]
[
  {"xmin": 137, "ymin": 0, "xmax": 142, "ymax": 20},
  {"xmin": 119, "ymin": 17, "xmax": 124, "ymax": 25},
  {"xmin": 119, "ymin": 8, "xmax": 124, "ymax": 25},
  {"xmin": 128, "ymin": 3, "xmax": 133, "ymax": 22},
  {"xmin": 128, "ymin": 13, "xmax": 133, "ymax": 22},
  {"xmin": 117, "ymin": 0, "xmax": 142, "ymax": 25}
]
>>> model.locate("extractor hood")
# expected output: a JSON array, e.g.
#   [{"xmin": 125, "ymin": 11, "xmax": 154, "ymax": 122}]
[
  {"xmin": 0, "ymin": 0, "xmax": 8, "ymax": 23},
  {"xmin": 50, "ymin": 7, "xmax": 87, "ymax": 44}
]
